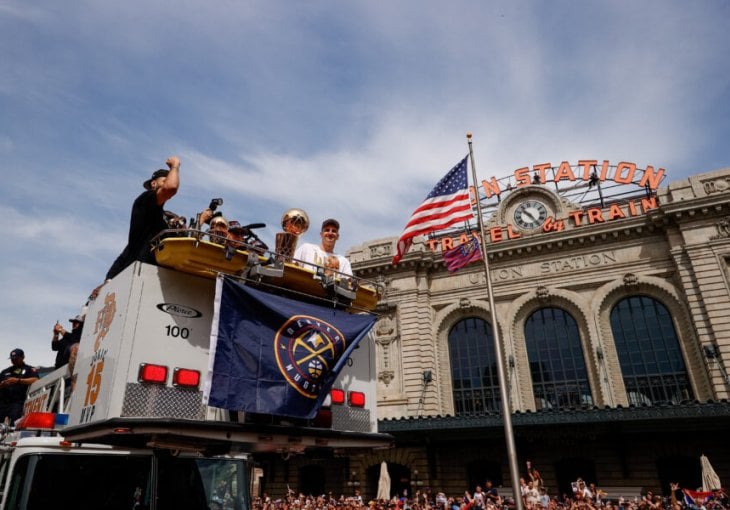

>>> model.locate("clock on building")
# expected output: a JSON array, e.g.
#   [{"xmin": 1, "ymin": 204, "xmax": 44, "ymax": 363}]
[{"xmin": 513, "ymin": 200, "xmax": 549, "ymax": 230}]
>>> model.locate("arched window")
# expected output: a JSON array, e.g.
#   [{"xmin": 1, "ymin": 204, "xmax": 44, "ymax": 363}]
[
  {"xmin": 610, "ymin": 295, "xmax": 693, "ymax": 405},
  {"xmin": 449, "ymin": 317, "xmax": 500, "ymax": 414},
  {"xmin": 525, "ymin": 307, "xmax": 593, "ymax": 409}
]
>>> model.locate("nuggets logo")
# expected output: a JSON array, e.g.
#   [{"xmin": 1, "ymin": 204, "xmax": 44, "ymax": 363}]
[{"xmin": 274, "ymin": 315, "xmax": 347, "ymax": 398}]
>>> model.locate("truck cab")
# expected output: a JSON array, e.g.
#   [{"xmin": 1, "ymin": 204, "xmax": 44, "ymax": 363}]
[{"xmin": 1, "ymin": 434, "xmax": 249, "ymax": 510}]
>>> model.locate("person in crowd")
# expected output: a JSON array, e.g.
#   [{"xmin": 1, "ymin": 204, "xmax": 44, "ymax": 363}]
[
  {"xmin": 570, "ymin": 491, "xmax": 594, "ymax": 510},
  {"xmin": 208, "ymin": 215, "xmax": 230, "ymax": 244},
  {"xmin": 473, "ymin": 486, "xmax": 486, "ymax": 509},
  {"xmin": 590, "ymin": 484, "xmax": 608, "ymax": 506},
  {"xmin": 669, "ymin": 483, "xmax": 682, "ymax": 510},
  {"xmin": 227, "ymin": 220, "xmax": 246, "ymax": 247},
  {"xmin": 640, "ymin": 491, "xmax": 662, "ymax": 510},
  {"xmin": 525, "ymin": 481, "xmax": 540, "ymax": 508},
  {"xmin": 575, "ymin": 480, "xmax": 592, "ymax": 501},
  {"xmin": 228, "ymin": 220, "xmax": 269, "ymax": 254},
  {"xmin": 461, "ymin": 492, "xmax": 473, "ymax": 510},
  {"xmin": 196, "ymin": 207, "xmax": 231, "ymax": 245},
  {"xmin": 484, "ymin": 480, "xmax": 500, "ymax": 506},
  {"xmin": 92, "ymin": 156, "xmax": 181, "ymax": 298},
  {"xmin": 52, "ymin": 314, "xmax": 84, "ymax": 368},
  {"xmin": 0, "ymin": 349, "xmax": 40, "ymax": 422},
  {"xmin": 527, "ymin": 461, "xmax": 543, "ymax": 489},
  {"xmin": 294, "ymin": 218, "xmax": 353, "ymax": 277},
  {"xmin": 521, "ymin": 478, "xmax": 530, "ymax": 505}
]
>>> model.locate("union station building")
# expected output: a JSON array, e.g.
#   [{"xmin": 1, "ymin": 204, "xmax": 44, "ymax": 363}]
[{"xmin": 261, "ymin": 164, "xmax": 730, "ymax": 500}]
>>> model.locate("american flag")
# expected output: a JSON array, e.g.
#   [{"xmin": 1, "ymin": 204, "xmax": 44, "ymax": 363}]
[
  {"xmin": 683, "ymin": 489, "xmax": 715, "ymax": 508},
  {"xmin": 392, "ymin": 155, "xmax": 474, "ymax": 264},
  {"xmin": 442, "ymin": 235, "xmax": 483, "ymax": 272}
]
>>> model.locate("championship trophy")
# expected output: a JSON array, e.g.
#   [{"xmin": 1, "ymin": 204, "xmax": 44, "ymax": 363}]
[{"xmin": 275, "ymin": 208, "xmax": 309, "ymax": 262}]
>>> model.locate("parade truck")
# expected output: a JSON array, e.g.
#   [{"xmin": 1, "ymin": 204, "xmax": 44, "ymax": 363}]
[{"xmin": 0, "ymin": 228, "xmax": 390, "ymax": 510}]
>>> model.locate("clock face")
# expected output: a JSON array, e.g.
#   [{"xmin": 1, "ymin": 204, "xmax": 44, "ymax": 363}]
[{"xmin": 513, "ymin": 200, "xmax": 548, "ymax": 230}]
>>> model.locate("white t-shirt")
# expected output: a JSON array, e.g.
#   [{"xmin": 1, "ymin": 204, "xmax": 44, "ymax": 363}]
[{"xmin": 294, "ymin": 242, "xmax": 353, "ymax": 277}]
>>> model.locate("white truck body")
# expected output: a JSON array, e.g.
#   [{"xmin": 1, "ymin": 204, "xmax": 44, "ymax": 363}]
[
  {"xmin": 27, "ymin": 262, "xmax": 384, "ymax": 448},
  {"xmin": 2, "ymin": 261, "xmax": 389, "ymax": 509}
]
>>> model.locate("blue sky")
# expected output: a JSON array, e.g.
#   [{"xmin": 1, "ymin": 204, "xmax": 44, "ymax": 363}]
[{"xmin": 1, "ymin": 1, "xmax": 729, "ymax": 367}]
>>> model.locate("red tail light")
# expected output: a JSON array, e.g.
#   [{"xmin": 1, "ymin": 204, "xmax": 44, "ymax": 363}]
[
  {"xmin": 138, "ymin": 363, "xmax": 168, "ymax": 384},
  {"xmin": 330, "ymin": 388, "xmax": 345, "ymax": 405},
  {"xmin": 348, "ymin": 391, "xmax": 365, "ymax": 407},
  {"xmin": 173, "ymin": 368, "xmax": 200, "ymax": 388}
]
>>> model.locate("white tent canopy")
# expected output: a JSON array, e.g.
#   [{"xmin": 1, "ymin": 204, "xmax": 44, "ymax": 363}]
[
  {"xmin": 376, "ymin": 461, "xmax": 391, "ymax": 501},
  {"xmin": 701, "ymin": 454, "xmax": 722, "ymax": 491}
]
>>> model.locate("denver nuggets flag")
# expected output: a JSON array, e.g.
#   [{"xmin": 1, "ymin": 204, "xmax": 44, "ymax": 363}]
[{"xmin": 204, "ymin": 276, "xmax": 376, "ymax": 419}]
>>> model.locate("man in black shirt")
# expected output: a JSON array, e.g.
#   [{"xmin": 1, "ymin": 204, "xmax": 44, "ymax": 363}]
[
  {"xmin": 0, "ymin": 349, "xmax": 39, "ymax": 423},
  {"xmin": 105, "ymin": 156, "xmax": 181, "ymax": 279},
  {"xmin": 91, "ymin": 156, "xmax": 180, "ymax": 298},
  {"xmin": 51, "ymin": 315, "xmax": 84, "ymax": 368}
]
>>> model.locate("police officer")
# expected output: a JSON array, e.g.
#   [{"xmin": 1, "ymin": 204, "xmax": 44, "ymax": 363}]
[{"xmin": 0, "ymin": 349, "xmax": 40, "ymax": 423}]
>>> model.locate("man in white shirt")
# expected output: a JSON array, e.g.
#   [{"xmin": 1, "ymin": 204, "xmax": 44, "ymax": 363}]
[{"xmin": 294, "ymin": 218, "xmax": 353, "ymax": 277}]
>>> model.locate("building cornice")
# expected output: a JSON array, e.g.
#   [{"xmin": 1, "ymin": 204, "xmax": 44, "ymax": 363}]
[{"xmin": 378, "ymin": 400, "xmax": 730, "ymax": 433}]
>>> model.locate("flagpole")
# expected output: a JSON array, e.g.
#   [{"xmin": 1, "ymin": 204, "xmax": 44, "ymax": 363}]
[{"xmin": 466, "ymin": 132, "xmax": 523, "ymax": 510}]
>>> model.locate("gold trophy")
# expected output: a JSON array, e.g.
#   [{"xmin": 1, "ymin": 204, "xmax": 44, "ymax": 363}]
[{"xmin": 276, "ymin": 208, "xmax": 309, "ymax": 262}]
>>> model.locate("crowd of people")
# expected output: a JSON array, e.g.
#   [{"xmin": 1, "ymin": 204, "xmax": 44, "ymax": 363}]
[
  {"xmin": 250, "ymin": 481, "xmax": 728, "ymax": 510},
  {"xmin": 252, "ymin": 487, "xmax": 729, "ymax": 510}
]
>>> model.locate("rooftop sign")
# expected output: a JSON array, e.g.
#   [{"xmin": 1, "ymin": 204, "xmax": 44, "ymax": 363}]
[
  {"xmin": 428, "ymin": 159, "xmax": 666, "ymax": 252},
  {"xmin": 477, "ymin": 159, "xmax": 665, "ymax": 198}
]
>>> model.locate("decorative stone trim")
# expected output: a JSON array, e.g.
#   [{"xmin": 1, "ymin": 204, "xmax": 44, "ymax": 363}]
[
  {"xmin": 375, "ymin": 314, "xmax": 397, "ymax": 340},
  {"xmin": 710, "ymin": 216, "xmax": 730, "ymax": 239},
  {"xmin": 702, "ymin": 177, "xmax": 730, "ymax": 195},
  {"xmin": 623, "ymin": 273, "xmax": 639, "ymax": 286},
  {"xmin": 378, "ymin": 399, "xmax": 730, "ymax": 431},
  {"xmin": 379, "ymin": 370, "xmax": 395, "ymax": 386},
  {"xmin": 370, "ymin": 242, "xmax": 393, "ymax": 258}
]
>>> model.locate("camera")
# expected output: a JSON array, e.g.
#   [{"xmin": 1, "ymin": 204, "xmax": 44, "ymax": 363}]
[
  {"xmin": 164, "ymin": 211, "xmax": 187, "ymax": 229},
  {"xmin": 209, "ymin": 198, "xmax": 223, "ymax": 212}
]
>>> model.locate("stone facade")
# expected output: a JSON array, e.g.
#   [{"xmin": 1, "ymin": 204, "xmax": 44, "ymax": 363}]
[
  {"xmin": 344, "ymin": 167, "xmax": 730, "ymax": 497},
  {"xmin": 349, "ymin": 168, "xmax": 730, "ymax": 419}
]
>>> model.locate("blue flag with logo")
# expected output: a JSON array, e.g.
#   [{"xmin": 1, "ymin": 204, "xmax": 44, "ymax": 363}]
[{"xmin": 205, "ymin": 276, "xmax": 377, "ymax": 419}]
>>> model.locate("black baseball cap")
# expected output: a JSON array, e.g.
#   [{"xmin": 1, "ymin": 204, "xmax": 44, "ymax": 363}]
[
  {"xmin": 321, "ymin": 218, "xmax": 340, "ymax": 230},
  {"xmin": 69, "ymin": 314, "xmax": 85, "ymax": 323},
  {"xmin": 10, "ymin": 348, "xmax": 24, "ymax": 358},
  {"xmin": 143, "ymin": 169, "xmax": 170, "ymax": 190}
]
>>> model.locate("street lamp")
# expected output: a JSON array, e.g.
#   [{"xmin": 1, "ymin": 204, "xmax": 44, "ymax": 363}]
[
  {"xmin": 347, "ymin": 470, "xmax": 360, "ymax": 488},
  {"xmin": 410, "ymin": 469, "xmax": 423, "ymax": 488}
]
